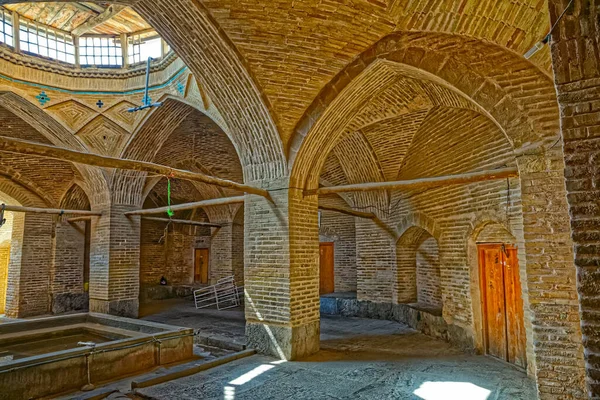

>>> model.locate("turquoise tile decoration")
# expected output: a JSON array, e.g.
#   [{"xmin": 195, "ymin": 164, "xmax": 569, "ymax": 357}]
[{"xmin": 35, "ymin": 91, "xmax": 50, "ymax": 106}]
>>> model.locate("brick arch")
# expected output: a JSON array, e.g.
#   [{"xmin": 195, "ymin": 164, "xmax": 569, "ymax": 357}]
[
  {"xmin": 0, "ymin": 165, "xmax": 55, "ymax": 207},
  {"xmin": 0, "ymin": 178, "xmax": 47, "ymax": 208},
  {"xmin": 0, "ymin": 92, "xmax": 110, "ymax": 207},
  {"xmin": 289, "ymin": 31, "xmax": 559, "ymax": 190},
  {"xmin": 396, "ymin": 212, "xmax": 441, "ymax": 242},
  {"xmin": 59, "ymin": 183, "xmax": 91, "ymax": 211},
  {"xmin": 116, "ymin": 97, "xmax": 243, "ymax": 207},
  {"xmin": 395, "ymin": 224, "xmax": 441, "ymax": 308}
]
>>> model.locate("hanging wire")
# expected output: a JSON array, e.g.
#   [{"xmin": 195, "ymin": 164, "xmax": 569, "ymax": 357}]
[{"xmin": 166, "ymin": 173, "xmax": 175, "ymax": 218}]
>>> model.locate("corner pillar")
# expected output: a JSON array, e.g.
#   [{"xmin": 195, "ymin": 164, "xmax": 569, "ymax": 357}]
[
  {"xmin": 89, "ymin": 203, "xmax": 140, "ymax": 318},
  {"xmin": 5, "ymin": 213, "xmax": 54, "ymax": 318},
  {"xmin": 244, "ymin": 178, "xmax": 320, "ymax": 360}
]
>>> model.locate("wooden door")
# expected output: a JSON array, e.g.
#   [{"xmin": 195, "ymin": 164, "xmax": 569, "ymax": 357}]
[
  {"xmin": 194, "ymin": 248, "xmax": 209, "ymax": 284},
  {"xmin": 504, "ymin": 247, "xmax": 527, "ymax": 367},
  {"xmin": 319, "ymin": 243, "xmax": 334, "ymax": 295},
  {"xmin": 478, "ymin": 244, "xmax": 526, "ymax": 368}
]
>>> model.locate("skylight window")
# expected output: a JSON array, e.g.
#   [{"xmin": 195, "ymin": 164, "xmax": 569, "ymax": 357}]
[
  {"xmin": 79, "ymin": 36, "xmax": 123, "ymax": 67},
  {"xmin": 19, "ymin": 19, "xmax": 75, "ymax": 64},
  {"xmin": 0, "ymin": 9, "xmax": 13, "ymax": 47}
]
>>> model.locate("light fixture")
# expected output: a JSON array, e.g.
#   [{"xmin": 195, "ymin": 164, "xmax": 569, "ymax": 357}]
[
  {"xmin": 524, "ymin": 34, "xmax": 550, "ymax": 59},
  {"xmin": 523, "ymin": 0, "xmax": 574, "ymax": 60}
]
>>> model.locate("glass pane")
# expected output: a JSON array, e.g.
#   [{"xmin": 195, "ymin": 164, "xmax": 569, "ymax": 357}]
[
  {"xmin": 66, "ymin": 54, "xmax": 75, "ymax": 64},
  {"xmin": 93, "ymin": 37, "xmax": 100, "ymax": 46}
]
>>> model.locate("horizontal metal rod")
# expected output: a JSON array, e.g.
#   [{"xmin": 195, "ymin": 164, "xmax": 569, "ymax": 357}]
[
  {"xmin": 142, "ymin": 216, "xmax": 222, "ymax": 228},
  {"xmin": 125, "ymin": 196, "xmax": 245, "ymax": 216},
  {"xmin": 311, "ymin": 167, "xmax": 519, "ymax": 195},
  {"xmin": 0, "ymin": 136, "xmax": 269, "ymax": 198},
  {"xmin": 2, "ymin": 204, "xmax": 101, "ymax": 216}
]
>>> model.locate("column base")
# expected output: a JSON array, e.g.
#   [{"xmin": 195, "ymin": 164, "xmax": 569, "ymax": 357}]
[
  {"xmin": 89, "ymin": 298, "xmax": 139, "ymax": 318},
  {"xmin": 246, "ymin": 320, "xmax": 320, "ymax": 360}
]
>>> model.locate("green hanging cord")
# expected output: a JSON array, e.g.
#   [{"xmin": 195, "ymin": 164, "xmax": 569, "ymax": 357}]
[{"xmin": 166, "ymin": 176, "xmax": 175, "ymax": 217}]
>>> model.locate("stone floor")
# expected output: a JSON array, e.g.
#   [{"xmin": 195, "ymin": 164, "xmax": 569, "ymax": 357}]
[{"xmin": 136, "ymin": 299, "xmax": 537, "ymax": 400}]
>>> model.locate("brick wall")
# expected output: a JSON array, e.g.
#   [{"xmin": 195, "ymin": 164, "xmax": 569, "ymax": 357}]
[
  {"xmin": 550, "ymin": 0, "xmax": 600, "ymax": 395},
  {"xmin": 416, "ymin": 236, "xmax": 441, "ymax": 308},
  {"xmin": 318, "ymin": 209, "xmax": 356, "ymax": 292},
  {"xmin": 50, "ymin": 220, "xmax": 88, "ymax": 313},
  {"xmin": 356, "ymin": 218, "xmax": 396, "ymax": 303},
  {"xmin": 140, "ymin": 219, "xmax": 213, "ymax": 286}
]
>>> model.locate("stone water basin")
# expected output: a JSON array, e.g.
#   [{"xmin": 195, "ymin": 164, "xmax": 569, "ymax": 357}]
[{"xmin": 0, "ymin": 313, "xmax": 194, "ymax": 399}]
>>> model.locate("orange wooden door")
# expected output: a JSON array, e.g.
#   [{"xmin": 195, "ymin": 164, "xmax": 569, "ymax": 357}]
[
  {"xmin": 319, "ymin": 243, "xmax": 334, "ymax": 295},
  {"xmin": 504, "ymin": 247, "xmax": 527, "ymax": 368},
  {"xmin": 478, "ymin": 244, "xmax": 526, "ymax": 367},
  {"xmin": 194, "ymin": 248, "xmax": 209, "ymax": 284}
]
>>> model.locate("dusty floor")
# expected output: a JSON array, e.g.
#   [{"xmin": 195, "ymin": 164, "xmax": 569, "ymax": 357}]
[{"xmin": 136, "ymin": 299, "xmax": 537, "ymax": 400}]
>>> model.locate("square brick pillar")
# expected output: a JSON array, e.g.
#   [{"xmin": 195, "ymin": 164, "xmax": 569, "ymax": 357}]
[
  {"xmin": 89, "ymin": 204, "xmax": 140, "ymax": 318},
  {"xmin": 244, "ymin": 179, "xmax": 320, "ymax": 360},
  {"xmin": 517, "ymin": 151, "xmax": 587, "ymax": 398},
  {"xmin": 355, "ymin": 218, "xmax": 396, "ymax": 303},
  {"xmin": 5, "ymin": 213, "xmax": 54, "ymax": 318},
  {"xmin": 549, "ymin": 1, "xmax": 600, "ymax": 395}
]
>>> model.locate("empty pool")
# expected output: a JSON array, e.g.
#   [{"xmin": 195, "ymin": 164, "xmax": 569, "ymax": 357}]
[{"xmin": 0, "ymin": 313, "xmax": 194, "ymax": 399}]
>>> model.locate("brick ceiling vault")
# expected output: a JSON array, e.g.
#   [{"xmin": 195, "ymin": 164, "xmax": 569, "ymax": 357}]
[
  {"xmin": 2, "ymin": 0, "xmax": 553, "ymax": 182},
  {"xmin": 291, "ymin": 31, "xmax": 559, "ymax": 194},
  {"xmin": 139, "ymin": 107, "xmax": 244, "ymax": 221}
]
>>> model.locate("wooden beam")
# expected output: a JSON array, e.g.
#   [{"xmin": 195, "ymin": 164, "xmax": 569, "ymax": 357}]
[
  {"xmin": 311, "ymin": 167, "xmax": 518, "ymax": 195},
  {"xmin": 71, "ymin": 4, "xmax": 127, "ymax": 36},
  {"xmin": 2, "ymin": 204, "xmax": 101, "ymax": 216},
  {"xmin": 125, "ymin": 196, "xmax": 245, "ymax": 216},
  {"xmin": 67, "ymin": 216, "xmax": 93, "ymax": 223},
  {"xmin": 0, "ymin": 136, "xmax": 269, "ymax": 198},
  {"xmin": 318, "ymin": 205, "xmax": 375, "ymax": 220},
  {"xmin": 141, "ymin": 216, "xmax": 222, "ymax": 228}
]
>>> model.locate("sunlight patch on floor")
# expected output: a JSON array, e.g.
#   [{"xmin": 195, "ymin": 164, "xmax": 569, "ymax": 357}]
[{"xmin": 414, "ymin": 381, "xmax": 491, "ymax": 400}]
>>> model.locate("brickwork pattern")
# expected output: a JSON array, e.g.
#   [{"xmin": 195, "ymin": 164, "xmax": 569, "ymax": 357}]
[
  {"xmin": 318, "ymin": 204, "xmax": 357, "ymax": 293},
  {"xmin": 550, "ymin": 1, "xmax": 600, "ymax": 396}
]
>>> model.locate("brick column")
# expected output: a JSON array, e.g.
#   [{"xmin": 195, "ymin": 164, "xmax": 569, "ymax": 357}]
[
  {"xmin": 50, "ymin": 219, "xmax": 88, "ymax": 314},
  {"xmin": 549, "ymin": 1, "xmax": 600, "ymax": 395},
  {"xmin": 5, "ymin": 213, "xmax": 54, "ymax": 318},
  {"xmin": 244, "ymin": 178, "xmax": 320, "ymax": 360},
  {"xmin": 517, "ymin": 151, "xmax": 586, "ymax": 398},
  {"xmin": 89, "ymin": 204, "xmax": 141, "ymax": 318},
  {"xmin": 356, "ymin": 218, "xmax": 395, "ymax": 303}
]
